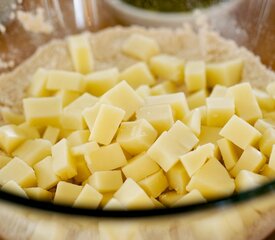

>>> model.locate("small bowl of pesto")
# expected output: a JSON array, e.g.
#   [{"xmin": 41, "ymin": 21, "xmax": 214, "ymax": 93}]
[{"xmin": 103, "ymin": 0, "xmax": 240, "ymax": 27}]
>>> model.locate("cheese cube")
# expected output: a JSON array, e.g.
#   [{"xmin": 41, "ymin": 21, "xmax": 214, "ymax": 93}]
[
  {"xmin": 28, "ymin": 68, "xmax": 50, "ymax": 97},
  {"xmin": 122, "ymin": 152, "xmax": 160, "ymax": 182},
  {"xmin": 114, "ymin": 178, "xmax": 154, "ymax": 209},
  {"xmin": 198, "ymin": 106, "xmax": 207, "ymax": 125},
  {"xmin": 88, "ymin": 170, "xmax": 123, "ymax": 193},
  {"xmin": 12, "ymin": 139, "xmax": 51, "ymax": 167},
  {"xmin": 0, "ymin": 155, "xmax": 12, "ymax": 169},
  {"xmin": 42, "ymin": 126, "xmax": 60, "ymax": 144},
  {"xmin": 135, "ymin": 85, "xmax": 151, "ymax": 98},
  {"xmin": 259, "ymin": 128, "xmax": 275, "ymax": 157},
  {"xmin": 144, "ymin": 93, "xmax": 189, "ymax": 121},
  {"xmin": 67, "ymin": 34, "xmax": 94, "ymax": 74},
  {"xmin": 90, "ymin": 104, "xmax": 125, "ymax": 145},
  {"xmin": 1, "ymin": 180, "xmax": 28, "ymax": 198},
  {"xmin": 206, "ymin": 97, "xmax": 235, "ymax": 127},
  {"xmin": 116, "ymin": 119, "xmax": 158, "ymax": 155},
  {"xmin": 1, "ymin": 108, "xmax": 25, "ymax": 125},
  {"xmin": 199, "ymin": 125, "xmax": 222, "ymax": 145},
  {"xmin": 184, "ymin": 109, "xmax": 201, "ymax": 136},
  {"xmin": 268, "ymin": 145, "xmax": 275, "ymax": 171},
  {"xmin": 23, "ymin": 97, "xmax": 62, "ymax": 127},
  {"xmin": 73, "ymin": 156, "xmax": 91, "ymax": 184},
  {"xmin": 227, "ymin": 82, "xmax": 262, "ymax": 124},
  {"xmin": 209, "ymin": 85, "xmax": 228, "ymax": 98},
  {"xmin": 55, "ymin": 90, "xmax": 80, "ymax": 107},
  {"xmin": 173, "ymin": 189, "xmax": 206, "ymax": 207},
  {"xmin": 136, "ymin": 104, "xmax": 174, "ymax": 134},
  {"xmin": 33, "ymin": 156, "xmax": 60, "ymax": 190},
  {"xmin": 52, "ymin": 139, "xmax": 77, "ymax": 180},
  {"xmin": 166, "ymin": 162, "xmax": 190, "ymax": 194},
  {"xmin": 122, "ymin": 34, "xmax": 159, "ymax": 61},
  {"xmin": 151, "ymin": 81, "xmax": 176, "ymax": 96},
  {"xmin": 253, "ymin": 89, "xmax": 275, "ymax": 111},
  {"xmin": 260, "ymin": 164, "xmax": 275, "ymax": 179},
  {"xmin": 266, "ymin": 81, "xmax": 275, "ymax": 99},
  {"xmin": 219, "ymin": 115, "xmax": 262, "ymax": 150},
  {"xmin": 67, "ymin": 130, "xmax": 90, "ymax": 147},
  {"xmin": 101, "ymin": 81, "xmax": 144, "ymax": 120},
  {"xmin": 0, "ymin": 157, "xmax": 36, "ymax": 187},
  {"xmin": 148, "ymin": 121, "xmax": 199, "ymax": 172},
  {"xmin": 85, "ymin": 143, "xmax": 127, "ymax": 173},
  {"xmin": 119, "ymin": 62, "xmax": 155, "ymax": 89},
  {"xmin": 73, "ymin": 184, "xmax": 102, "ymax": 208},
  {"xmin": 187, "ymin": 158, "xmax": 235, "ymax": 199},
  {"xmin": 206, "ymin": 58, "xmax": 243, "ymax": 87},
  {"xmin": 185, "ymin": 61, "xmax": 206, "ymax": 92},
  {"xmin": 217, "ymin": 138, "xmax": 242, "ymax": 171},
  {"xmin": 230, "ymin": 146, "xmax": 266, "ymax": 177},
  {"xmin": 61, "ymin": 93, "xmax": 98, "ymax": 130},
  {"xmin": 103, "ymin": 198, "xmax": 126, "ymax": 210},
  {"xmin": 139, "ymin": 170, "xmax": 168, "ymax": 198},
  {"xmin": 0, "ymin": 125, "xmax": 25, "ymax": 153},
  {"xmin": 54, "ymin": 181, "xmax": 82, "ymax": 205},
  {"xmin": 159, "ymin": 191, "xmax": 182, "ymax": 207},
  {"xmin": 18, "ymin": 122, "xmax": 40, "ymax": 140},
  {"xmin": 149, "ymin": 54, "xmax": 184, "ymax": 83},
  {"xmin": 71, "ymin": 141, "xmax": 99, "ymax": 157},
  {"xmin": 180, "ymin": 143, "xmax": 215, "ymax": 177},
  {"xmin": 254, "ymin": 118, "xmax": 275, "ymax": 134},
  {"xmin": 235, "ymin": 170, "xmax": 268, "ymax": 192},
  {"xmin": 85, "ymin": 68, "xmax": 119, "ymax": 96},
  {"xmin": 82, "ymin": 103, "xmax": 101, "ymax": 134},
  {"xmin": 187, "ymin": 89, "xmax": 208, "ymax": 110},
  {"xmin": 24, "ymin": 187, "xmax": 53, "ymax": 201}
]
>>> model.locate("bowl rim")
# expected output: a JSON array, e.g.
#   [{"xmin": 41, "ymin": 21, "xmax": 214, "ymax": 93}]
[{"xmin": 1, "ymin": 179, "xmax": 275, "ymax": 218}]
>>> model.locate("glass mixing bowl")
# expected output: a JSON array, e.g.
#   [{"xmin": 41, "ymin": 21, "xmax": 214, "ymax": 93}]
[{"xmin": 0, "ymin": 1, "xmax": 275, "ymax": 239}]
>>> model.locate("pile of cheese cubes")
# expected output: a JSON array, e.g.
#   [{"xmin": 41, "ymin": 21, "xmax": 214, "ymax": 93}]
[{"xmin": 0, "ymin": 33, "xmax": 275, "ymax": 210}]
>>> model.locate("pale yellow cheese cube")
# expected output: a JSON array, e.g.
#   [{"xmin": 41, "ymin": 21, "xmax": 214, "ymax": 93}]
[
  {"xmin": 219, "ymin": 115, "xmax": 262, "ymax": 150},
  {"xmin": 85, "ymin": 68, "xmax": 119, "ymax": 96},
  {"xmin": 150, "ymin": 81, "xmax": 176, "ymax": 95},
  {"xmin": 206, "ymin": 58, "xmax": 243, "ymax": 87},
  {"xmin": 52, "ymin": 139, "xmax": 77, "ymax": 180},
  {"xmin": 12, "ymin": 139, "xmax": 52, "ymax": 167},
  {"xmin": 180, "ymin": 143, "xmax": 215, "ymax": 177},
  {"xmin": 24, "ymin": 187, "xmax": 53, "ymax": 201},
  {"xmin": 1, "ymin": 180, "xmax": 28, "ymax": 198},
  {"xmin": 23, "ymin": 97, "xmax": 62, "ymax": 127},
  {"xmin": 147, "ymin": 121, "xmax": 199, "ymax": 172},
  {"xmin": 73, "ymin": 156, "xmax": 91, "ymax": 184},
  {"xmin": 199, "ymin": 125, "xmax": 222, "ymax": 145},
  {"xmin": 0, "ymin": 155, "xmax": 12, "ymax": 169},
  {"xmin": 269, "ymin": 145, "xmax": 275, "ymax": 171},
  {"xmin": 85, "ymin": 143, "xmax": 127, "ymax": 173},
  {"xmin": 185, "ymin": 61, "xmax": 206, "ymax": 92},
  {"xmin": 260, "ymin": 164, "xmax": 275, "ymax": 179},
  {"xmin": 159, "ymin": 191, "xmax": 183, "ymax": 207},
  {"xmin": 67, "ymin": 34, "xmax": 94, "ymax": 74},
  {"xmin": 136, "ymin": 104, "xmax": 174, "ymax": 134},
  {"xmin": 187, "ymin": 89, "xmax": 208, "ymax": 110},
  {"xmin": 227, "ymin": 82, "xmax": 262, "ymax": 124},
  {"xmin": 187, "ymin": 158, "xmax": 235, "ymax": 199},
  {"xmin": 71, "ymin": 141, "xmax": 99, "ymax": 157},
  {"xmin": 33, "ymin": 156, "xmax": 60, "ymax": 190},
  {"xmin": 116, "ymin": 119, "xmax": 158, "ymax": 155},
  {"xmin": 135, "ymin": 85, "xmax": 151, "ymax": 98},
  {"xmin": 254, "ymin": 118, "xmax": 275, "ymax": 134},
  {"xmin": 122, "ymin": 34, "xmax": 159, "ymax": 61},
  {"xmin": 114, "ymin": 178, "xmax": 154, "ymax": 209},
  {"xmin": 166, "ymin": 162, "xmax": 190, "ymax": 194},
  {"xmin": 55, "ymin": 90, "xmax": 80, "ymax": 107},
  {"xmin": 198, "ymin": 106, "xmax": 207, "ymax": 125},
  {"xmin": 47, "ymin": 70, "xmax": 85, "ymax": 92},
  {"xmin": 184, "ymin": 109, "xmax": 201, "ymax": 136},
  {"xmin": 144, "ymin": 93, "xmax": 189, "ymax": 121},
  {"xmin": 119, "ymin": 62, "xmax": 155, "ymax": 89},
  {"xmin": 209, "ymin": 85, "xmax": 228, "ymax": 97},
  {"xmin": 0, "ymin": 125, "xmax": 25, "ymax": 153},
  {"xmin": 61, "ymin": 93, "xmax": 98, "ymax": 130},
  {"xmin": 90, "ymin": 104, "xmax": 125, "ymax": 145},
  {"xmin": 206, "ymin": 97, "xmax": 235, "ymax": 127},
  {"xmin": 18, "ymin": 122, "xmax": 40, "ymax": 140},
  {"xmin": 28, "ymin": 68, "xmax": 50, "ymax": 97},
  {"xmin": 259, "ymin": 128, "xmax": 275, "ymax": 157},
  {"xmin": 67, "ymin": 130, "xmax": 90, "ymax": 147},
  {"xmin": 0, "ymin": 157, "xmax": 36, "ymax": 187},
  {"xmin": 42, "ymin": 126, "xmax": 60, "ymax": 144},
  {"xmin": 82, "ymin": 103, "xmax": 101, "ymax": 134},
  {"xmin": 139, "ymin": 170, "xmax": 168, "ymax": 198},
  {"xmin": 101, "ymin": 81, "xmax": 144, "ymax": 120},
  {"xmin": 253, "ymin": 89, "xmax": 275, "ymax": 111},
  {"xmin": 235, "ymin": 170, "xmax": 268, "ymax": 192},
  {"xmin": 88, "ymin": 170, "xmax": 123, "ymax": 193},
  {"xmin": 73, "ymin": 184, "xmax": 103, "ymax": 208},
  {"xmin": 54, "ymin": 181, "xmax": 82, "ymax": 205},
  {"xmin": 1, "ymin": 108, "xmax": 25, "ymax": 125},
  {"xmin": 217, "ymin": 138, "xmax": 242, "ymax": 171},
  {"xmin": 103, "ymin": 198, "xmax": 126, "ymax": 210},
  {"xmin": 173, "ymin": 189, "xmax": 206, "ymax": 207},
  {"xmin": 149, "ymin": 54, "xmax": 184, "ymax": 83},
  {"xmin": 122, "ymin": 152, "xmax": 160, "ymax": 182},
  {"xmin": 230, "ymin": 146, "xmax": 266, "ymax": 177}
]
